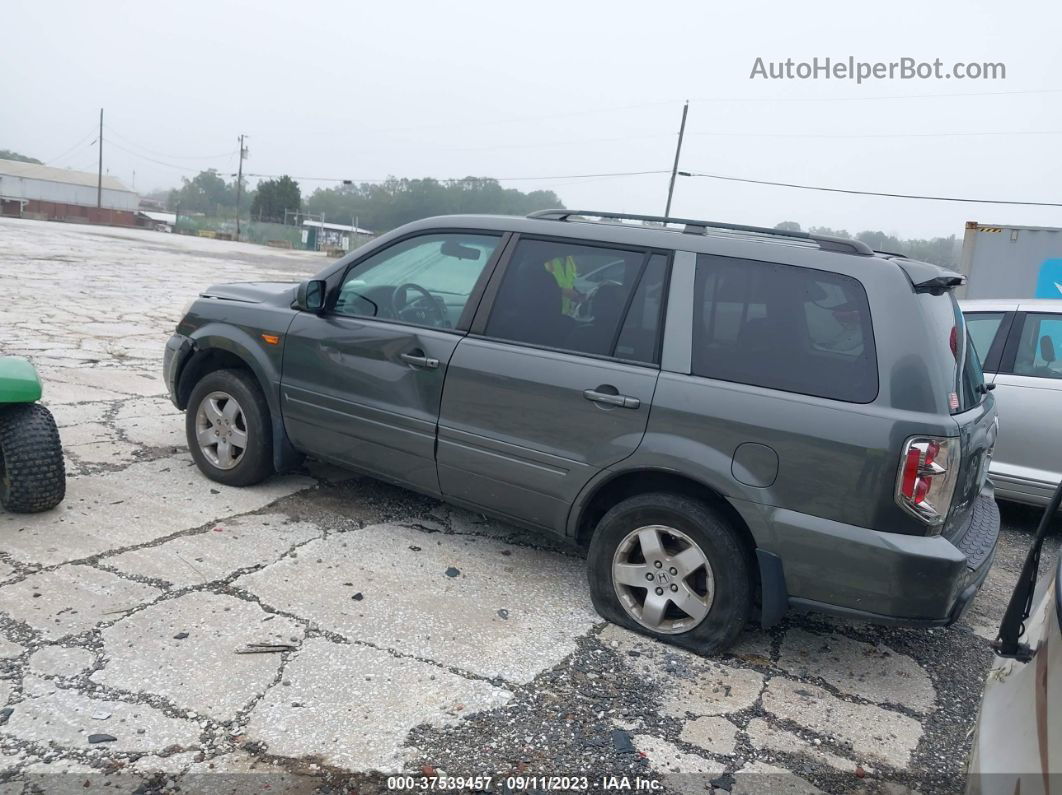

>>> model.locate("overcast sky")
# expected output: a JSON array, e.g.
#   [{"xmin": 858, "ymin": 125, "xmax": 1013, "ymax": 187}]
[{"xmin": 3, "ymin": 0, "xmax": 1060, "ymax": 238}]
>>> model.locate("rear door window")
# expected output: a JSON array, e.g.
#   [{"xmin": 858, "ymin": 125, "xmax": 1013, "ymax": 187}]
[
  {"xmin": 614, "ymin": 253, "xmax": 669, "ymax": 364},
  {"xmin": 692, "ymin": 254, "xmax": 877, "ymax": 402},
  {"xmin": 484, "ymin": 238, "xmax": 666, "ymax": 362}
]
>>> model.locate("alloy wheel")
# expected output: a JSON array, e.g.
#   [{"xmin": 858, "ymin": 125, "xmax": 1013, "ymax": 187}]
[
  {"xmin": 611, "ymin": 524, "xmax": 715, "ymax": 634},
  {"xmin": 194, "ymin": 391, "xmax": 248, "ymax": 470}
]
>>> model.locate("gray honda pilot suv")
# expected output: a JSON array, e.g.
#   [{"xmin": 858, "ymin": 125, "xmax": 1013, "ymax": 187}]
[{"xmin": 163, "ymin": 210, "xmax": 1000, "ymax": 653}]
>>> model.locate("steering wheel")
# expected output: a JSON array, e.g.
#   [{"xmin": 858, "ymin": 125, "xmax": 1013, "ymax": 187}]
[
  {"xmin": 578, "ymin": 280, "xmax": 622, "ymax": 321},
  {"xmin": 390, "ymin": 283, "xmax": 450, "ymax": 328}
]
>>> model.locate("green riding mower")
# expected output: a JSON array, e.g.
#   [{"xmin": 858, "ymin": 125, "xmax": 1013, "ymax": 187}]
[{"xmin": 0, "ymin": 357, "xmax": 65, "ymax": 513}]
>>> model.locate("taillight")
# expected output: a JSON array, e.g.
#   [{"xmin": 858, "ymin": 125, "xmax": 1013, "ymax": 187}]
[{"xmin": 895, "ymin": 436, "xmax": 959, "ymax": 527}]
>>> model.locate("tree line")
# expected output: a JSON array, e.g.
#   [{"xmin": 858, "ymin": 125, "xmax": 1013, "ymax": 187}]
[
  {"xmin": 775, "ymin": 221, "xmax": 960, "ymax": 269},
  {"xmin": 157, "ymin": 170, "xmax": 562, "ymax": 231},
  {"xmin": 155, "ymin": 169, "xmax": 301, "ymax": 223}
]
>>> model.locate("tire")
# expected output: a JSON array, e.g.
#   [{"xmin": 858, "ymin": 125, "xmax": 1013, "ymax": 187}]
[
  {"xmin": 0, "ymin": 403, "xmax": 66, "ymax": 513},
  {"xmin": 186, "ymin": 369, "xmax": 274, "ymax": 487},
  {"xmin": 587, "ymin": 492, "xmax": 752, "ymax": 654}
]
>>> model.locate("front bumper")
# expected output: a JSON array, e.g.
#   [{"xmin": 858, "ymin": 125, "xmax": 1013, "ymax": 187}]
[
  {"xmin": 162, "ymin": 333, "xmax": 194, "ymax": 409},
  {"xmin": 747, "ymin": 488, "xmax": 1000, "ymax": 626}
]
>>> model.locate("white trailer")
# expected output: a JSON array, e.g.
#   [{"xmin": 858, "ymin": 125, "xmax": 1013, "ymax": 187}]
[{"xmin": 958, "ymin": 221, "xmax": 1062, "ymax": 300}]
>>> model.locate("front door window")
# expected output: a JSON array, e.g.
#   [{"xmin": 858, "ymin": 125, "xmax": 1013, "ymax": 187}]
[{"xmin": 335, "ymin": 233, "xmax": 500, "ymax": 329}]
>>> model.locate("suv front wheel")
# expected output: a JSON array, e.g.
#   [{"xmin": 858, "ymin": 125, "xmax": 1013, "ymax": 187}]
[
  {"xmin": 186, "ymin": 369, "xmax": 274, "ymax": 487},
  {"xmin": 587, "ymin": 492, "xmax": 751, "ymax": 654}
]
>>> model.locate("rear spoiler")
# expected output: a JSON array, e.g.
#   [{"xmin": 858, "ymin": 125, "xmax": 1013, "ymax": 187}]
[
  {"xmin": 912, "ymin": 275, "xmax": 965, "ymax": 295},
  {"xmin": 884, "ymin": 255, "xmax": 966, "ymax": 296}
]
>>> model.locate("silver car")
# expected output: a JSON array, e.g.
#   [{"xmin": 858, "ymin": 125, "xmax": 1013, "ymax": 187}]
[{"xmin": 962, "ymin": 299, "xmax": 1062, "ymax": 506}]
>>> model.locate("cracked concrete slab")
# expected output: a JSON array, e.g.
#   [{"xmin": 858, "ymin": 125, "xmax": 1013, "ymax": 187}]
[
  {"xmin": 761, "ymin": 677, "xmax": 922, "ymax": 769},
  {"xmin": 38, "ymin": 380, "xmax": 128, "ymax": 404},
  {"xmin": 731, "ymin": 761, "xmax": 825, "ymax": 795},
  {"xmin": 177, "ymin": 751, "xmax": 323, "ymax": 794},
  {"xmin": 678, "ymin": 715, "xmax": 738, "ymax": 756},
  {"xmin": 628, "ymin": 730, "xmax": 722, "ymax": 776},
  {"xmin": 246, "ymin": 637, "xmax": 510, "ymax": 772},
  {"xmin": 113, "ymin": 414, "xmax": 185, "ymax": 450},
  {"xmin": 28, "ymin": 646, "xmax": 96, "ymax": 678},
  {"xmin": 111, "ymin": 396, "xmax": 186, "ymax": 449},
  {"xmin": 0, "ymin": 564, "xmax": 160, "ymax": 639},
  {"xmin": 18, "ymin": 761, "xmax": 141, "ymax": 795},
  {"xmin": 92, "ymin": 592, "xmax": 304, "ymax": 721},
  {"xmin": 131, "ymin": 749, "xmax": 200, "ymax": 775},
  {"xmin": 56, "ymin": 422, "xmax": 115, "ymax": 448},
  {"xmin": 0, "ymin": 637, "xmax": 23, "ymax": 659},
  {"xmin": 3, "ymin": 676, "xmax": 200, "ymax": 753},
  {"xmin": 776, "ymin": 629, "xmax": 935, "ymax": 714},
  {"xmin": 47, "ymin": 402, "xmax": 111, "ymax": 429},
  {"xmin": 236, "ymin": 523, "xmax": 598, "ymax": 683},
  {"xmin": 600, "ymin": 624, "xmax": 764, "ymax": 717},
  {"xmin": 745, "ymin": 718, "xmax": 856, "ymax": 774},
  {"xmin": 0, "ymin": 457, "xmax": 316, "ymax": 566},
  {"xmin": 65, "ymin": 438, "xmax": 141, "ymax": 467},
  {"xmin": 102, "ymin": 513, "xmax": 321, "ymax": 587},
  {"xmin": 61, "ymin": 369, "xmax": 164, "ymax": 396}
]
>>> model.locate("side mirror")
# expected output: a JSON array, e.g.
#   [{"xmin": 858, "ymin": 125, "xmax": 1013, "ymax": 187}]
[{"xmin": 295, "ymin": 280, "xmax": 326, "ymax": 313}]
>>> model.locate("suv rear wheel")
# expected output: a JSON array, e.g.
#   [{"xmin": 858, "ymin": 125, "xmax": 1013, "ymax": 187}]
[
  {"xmin": 186, "ymin": 369, "xmax": 274, "ymax": 487},
  {"xmin": 587, "ymin": 492, "xmax": 751, "ymax": 653}
]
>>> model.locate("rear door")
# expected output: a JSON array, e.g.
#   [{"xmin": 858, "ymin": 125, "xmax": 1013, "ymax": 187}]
[
  {"xmin": 436, "ymin": 237, "xmax": 670, "ymax": 531},
  {"xmin": 990, "ymin": 309, "xmax": 1062, "ymax": 499},
  {"xmin": 281, "ymin": 231, "xmax": 505, "ymax": 495}
]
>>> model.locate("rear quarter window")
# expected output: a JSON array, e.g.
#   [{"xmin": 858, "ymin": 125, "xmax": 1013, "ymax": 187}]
[
  {"xmin": 692, "ymin": 254, "xmax": 878, "ymax": 403},
  {"xmin": 921, "ymin": 292, "xmax": 985, "ymax": 412}
]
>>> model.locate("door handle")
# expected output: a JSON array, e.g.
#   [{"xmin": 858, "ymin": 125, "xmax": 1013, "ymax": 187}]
[
  {"xmin": 583, "ymin": 389, "xmax": 640, "ymax": 409},
  {"xmin": 400, "ymin": 352, "xmax": 439, "ymax": 369}
]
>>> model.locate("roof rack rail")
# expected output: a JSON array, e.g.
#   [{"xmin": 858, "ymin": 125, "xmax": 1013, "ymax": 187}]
[{"xmin": 526, "ymin": 209, "xmax": 873, "ymax": 256}]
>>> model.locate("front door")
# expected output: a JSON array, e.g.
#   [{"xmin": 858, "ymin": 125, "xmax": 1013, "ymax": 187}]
[
  {"xmin": 437, "ymin": 237, "xmax": 670, "ymax": 531},
  {"xmin": 281, "ymin": 231, "xmax": 503, "ymax": 495}
]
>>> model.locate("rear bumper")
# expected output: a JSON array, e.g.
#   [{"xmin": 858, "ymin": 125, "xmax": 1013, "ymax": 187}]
[
  {"xmin": 742, "ymin": 488, "xmax": 1000, "ymax": 627},
  {"xmin": 162, "ymin": 333, "xmax": 194, "ymax": 409}
]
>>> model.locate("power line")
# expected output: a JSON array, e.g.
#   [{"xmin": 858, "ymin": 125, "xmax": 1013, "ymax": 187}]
[
  {"xmin": 44, "ymin": 127, "xmax": 99, "ymax": 165},
  {"xmin": 103, "ymin": 138, "xmax": 208, "ymax": 173},
  {"xmin": 104, "ymin": 124, "xmax": 238, "ymax": 161},
  {"xmin": 679, "ymin": 170, "xmax": 1062, "ymax": 207}
]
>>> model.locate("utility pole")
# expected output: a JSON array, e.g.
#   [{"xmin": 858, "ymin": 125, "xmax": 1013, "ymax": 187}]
[
  {"xmin": 664, "ymin": 100, "xmax": 689, "ymax": 219},
  {"xmin": 235, "ymin": 134, "xmax": 246, "ymax": 239},
  {"xmin": 96, "ymin": 108, "xmax": 104, "ymax": 210}
]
